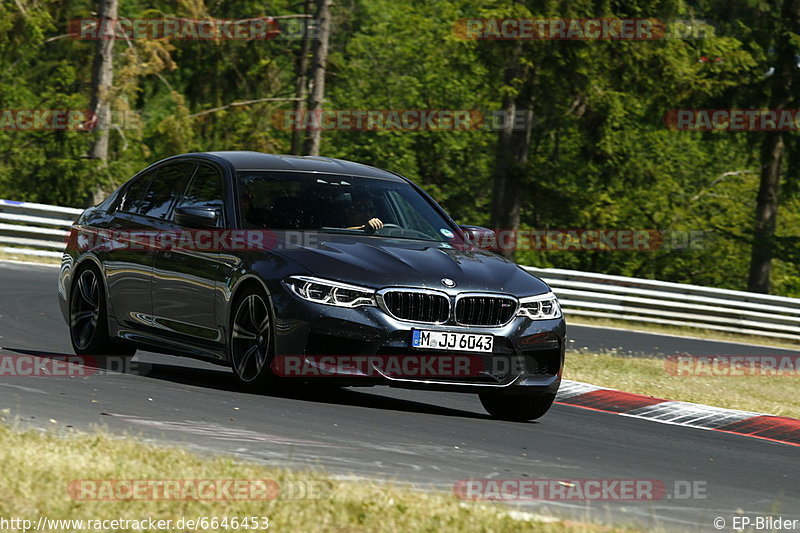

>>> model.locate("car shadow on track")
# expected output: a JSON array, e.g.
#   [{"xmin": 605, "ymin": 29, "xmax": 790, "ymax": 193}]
[{"xmin": 2, "ymin": 347, "xmax": 489, "ymax": 421}]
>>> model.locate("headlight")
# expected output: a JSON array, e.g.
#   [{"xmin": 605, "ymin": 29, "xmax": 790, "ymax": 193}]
[
  {"xmin": 284, "ymin": 276, "xmax": 376, "ymax": 308},
  {"xmin": 517, "ymin": 292, "xmax": 561, "ymax": 320}
]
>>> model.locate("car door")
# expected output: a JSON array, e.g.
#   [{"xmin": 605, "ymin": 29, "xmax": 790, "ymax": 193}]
[
  {"xmin": 106, "ymin": 160, "xmax": 195, "ymax": 330},
  {"xmin": 103, "ymin": 168, "xmax": 158, "ymax": 329},
  {"xmin": 151, "ymin": 163, "xmax": 226, "ymax": 345}
]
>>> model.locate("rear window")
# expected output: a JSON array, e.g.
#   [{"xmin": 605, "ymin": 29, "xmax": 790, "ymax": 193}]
[
  {"xmin": 138, "ymin": 162, "xmax": 195, "ymax": 219},
  {"xmin": 117, "ymin": 172, "xmax": 152, "ymax": 214}
]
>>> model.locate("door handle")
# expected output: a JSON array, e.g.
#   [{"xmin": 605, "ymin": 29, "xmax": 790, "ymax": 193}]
[{"xmin": 154, "ymin": 232, "xmax": 172, "ymax": 258}]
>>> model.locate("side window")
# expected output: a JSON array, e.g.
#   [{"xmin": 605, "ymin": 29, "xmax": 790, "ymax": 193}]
[
  {"xmin": 138, "ymin": 162, "xmax": 196, "ymax": 219},
  {"xmin": 117, "ymin": 172, "xmax": 153, "ymax": 214},
  {"xmin": 174, "ymin": 165, "xmax": 224, "ymax": 225}
]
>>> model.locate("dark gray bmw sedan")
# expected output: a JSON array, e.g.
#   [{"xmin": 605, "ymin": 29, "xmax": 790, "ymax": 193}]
[{"xmin": 59, "ymin": 152, "xmax": 565, "ymax": 420}]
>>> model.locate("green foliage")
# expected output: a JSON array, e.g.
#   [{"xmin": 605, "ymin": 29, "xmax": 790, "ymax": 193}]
[{"xmin": 0, "ymin": 0, "xmax": 797, "ymax": 294}]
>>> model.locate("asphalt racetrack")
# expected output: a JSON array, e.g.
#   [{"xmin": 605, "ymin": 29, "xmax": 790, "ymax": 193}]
[{"xmin": 0, "ymin": 262, "xmax": 797, "ymax": 531}]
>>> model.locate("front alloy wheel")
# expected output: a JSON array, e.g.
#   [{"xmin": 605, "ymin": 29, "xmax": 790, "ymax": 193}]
[{"xmin": 230, "ymin": 289, "xmax": 278, "ymax": 389}]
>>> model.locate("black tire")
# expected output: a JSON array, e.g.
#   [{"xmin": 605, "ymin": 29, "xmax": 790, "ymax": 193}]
[
  {"xmin": 479, "ymin": 390, "xmax": 556, "ymax": 422},
  {"xmin": 69, "ymin": 264, "xmax": 136, "ymax": 357},
  {"xmin": 229, "ymin": 285, "xmax": 280, "ymax": 391}
]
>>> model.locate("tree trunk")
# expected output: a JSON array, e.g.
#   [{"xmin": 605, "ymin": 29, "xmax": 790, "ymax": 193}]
[
  {"xmin": 303, "ymin": 0, "xmax": 332, "ymax": 156},
  {"xmin": 490, "ymin": 42, "xmax": 533, "ymax": 261},
  {"xmin": 747, "ymin": 133, "xmax": 784, "ymax": 292},
  {"xmin": 87, "ymin": 0, "xmax": 117, "ymax": 206},
  {"xmin": 290, "ymin": 1, "xmax": 313, "ymax": 155},
  {"xmin": 746, "ymin": 0, "xmax": 800, "ymax": 292}
]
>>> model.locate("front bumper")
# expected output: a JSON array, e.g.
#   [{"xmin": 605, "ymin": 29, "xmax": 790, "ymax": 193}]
[{"xmin": 270, "ymin": 288, "xmax": 565, "ymax": 393}]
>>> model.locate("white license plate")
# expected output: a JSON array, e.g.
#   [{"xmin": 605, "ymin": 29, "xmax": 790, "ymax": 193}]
[{"xmin": 411, "ymin": 330, "xmax": 493, "ymax": 353}]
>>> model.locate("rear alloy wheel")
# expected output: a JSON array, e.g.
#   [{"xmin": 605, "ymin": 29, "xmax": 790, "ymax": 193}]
[
  {"xmin": 230, "ymin": 289, "xmax": 279, "ymax": 390},
  {"xmin": 69, "ymin": 266, "xmax": 135, "ymax": 356},
  {"xmin": 479, "ymin": 390, "xmax": 557, "ymax": 422}
]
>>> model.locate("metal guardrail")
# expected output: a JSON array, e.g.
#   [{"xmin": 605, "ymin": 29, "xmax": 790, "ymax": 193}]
[
  {"xmin": 1, "ymin": 199, "xmax": 798, "ymax": 342},
  {"xmin": 524, "ymin": 267, "xmax": 800, "ymax": 342},
  {"xmin": 0, "ymin": 199, "xmax": 81, "ymax": 258}
]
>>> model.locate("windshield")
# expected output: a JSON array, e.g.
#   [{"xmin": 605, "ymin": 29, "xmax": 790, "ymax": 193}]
[{"xmin": 236, "ymin": 171, "xmax": 458, "ymax": 242}]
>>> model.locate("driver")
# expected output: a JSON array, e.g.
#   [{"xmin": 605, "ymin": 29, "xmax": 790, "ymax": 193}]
[{"xmin": 344, "ymin": 195, "xmax": 384, "ymax": 230}]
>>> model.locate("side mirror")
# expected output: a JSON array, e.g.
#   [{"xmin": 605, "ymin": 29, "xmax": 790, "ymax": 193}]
[
  {"xmin": 174, "ymin": 206, "xmax": 221, "ymax": 228},
  {"xmin": 459, "ymin": 225, "xmax": 496, "ymax": 249}
]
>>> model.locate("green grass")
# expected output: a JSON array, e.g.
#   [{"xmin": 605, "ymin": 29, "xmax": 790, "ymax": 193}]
[
  {"xmin": 564, "ymin": 349, "xmax": 800, "ymax": 418},
  {"xmin": 0, "ymin": 421, "xmax": 646, "ymax": 533}
]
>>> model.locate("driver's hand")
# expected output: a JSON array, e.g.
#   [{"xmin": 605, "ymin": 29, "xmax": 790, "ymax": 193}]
[{"xmin": 366, "ymin": 217, "xmax": 384, "ymax": 230}]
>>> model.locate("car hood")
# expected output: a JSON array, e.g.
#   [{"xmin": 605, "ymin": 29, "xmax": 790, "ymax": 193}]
[{"xmin": 272, "ymin": 233, "xmax": 550, "ymax": 295}]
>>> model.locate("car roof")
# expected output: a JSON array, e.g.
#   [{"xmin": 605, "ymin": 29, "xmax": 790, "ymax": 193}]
[{"xmin": 191, "ymin": 151, "xmax": 406, "ymax": 182}]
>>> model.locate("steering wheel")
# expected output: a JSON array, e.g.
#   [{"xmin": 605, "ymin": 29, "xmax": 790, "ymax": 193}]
[{"xmin": 365, "ymin": 222, "xmax": 399, "ymax": 235}]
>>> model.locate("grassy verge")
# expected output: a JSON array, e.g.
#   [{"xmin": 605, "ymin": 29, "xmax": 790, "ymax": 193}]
[
  {"xmin": 564, "ymin": 350, "xmax": 800, "ymax": 418},
  {"xmin": 567, "ymin": 316, "xmax": 800, "ymax": 351},
  {"xmin": 0, "ymin": 421, "xmax": 643, "ymax": 533}
]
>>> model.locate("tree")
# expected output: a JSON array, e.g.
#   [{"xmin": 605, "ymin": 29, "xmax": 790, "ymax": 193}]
[
  {"xmin": 0, "ymin": 0, "xmax": 797, "ymax": 296},
  {"xmin": 746, "ymin": 0, "xmax": 800, "ymax": 292},
  {"xmin": 489, "ymin": 41, "xmax": 533, "ymax": 261},
  {"xmin": 87, "ymin": 0, "xmax": 118, "ymax": 205},
  {"xmin": 303, "ymin": 0, "xmax": 332, "ymax": 156},
  {"xmin": 291, "ymin": 1, "xmax": 313, "ymax": 155}
]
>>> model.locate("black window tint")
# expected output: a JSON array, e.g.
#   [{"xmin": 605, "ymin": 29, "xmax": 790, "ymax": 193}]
[
  {"xmin": 117, "ymin": 172, "xmax": 152, "ymax": 213},
  {"xmin": 138, "ymin": 162, "xmax": 195, "ymax": 219},
  {"xmin": 175, "ymin": 165, "xmax": 224, "ymax": 213},
  {"xmin": 236, "ymin": 172, "xmax": 449, "ymax": 241},
  {"xmin": 387, "ymin": 190, "xmax": 437, "ymax": 235}
]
